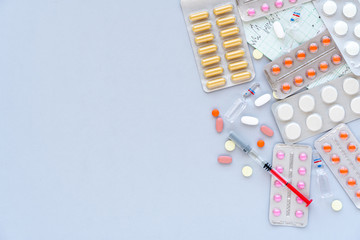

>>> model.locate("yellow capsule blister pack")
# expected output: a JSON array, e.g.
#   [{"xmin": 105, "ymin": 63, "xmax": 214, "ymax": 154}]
[{"xmin": 181, "ymin": 0, "xmax": 255, "ymax": 93}]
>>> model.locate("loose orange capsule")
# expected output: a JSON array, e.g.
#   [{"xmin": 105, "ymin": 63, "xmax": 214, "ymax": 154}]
[
  {"xmin": 356, "ymin": 190, "xmax": 360, "ymax": 198},
  {"xmin": 283, "ymin": 57, "xmax": 293, "ymax": 68},
  {"xmin": 281, "ymin": 83, "xmax": 291, "ymax": 93},
  {"xmin": 347, "ymin": 178, "xmax": 356, "ymax": 187},
  {"xmin": 348, "ymin": 143, "xmax": 357, "ymax": 152},
  {"xmin": 309, "ymin": 43, "xmax": 318, "ymax": 53},
  {"xmin": 331, "ymin": 154, "xmax": 340, "ymax": 164},
  {"xmin": 339, "ymin": 166, "xmax": 348, "ymax": 175},
  {"xmin": 339, "ymin": 131, "xmax": 349, "ymax": 140},
  {"xmin": 257, "ymin": 139, "xmax": 265, "ymax": 148},
  {"xmin": 306, "ymin": 68, "xmax": 316, "ymax": 79},
  {"xmin": 323, "ymin": 143, "xmax": 332, "ymax": 152},
  {"xmin": 293, "ymin": 76, "xmax": 304, "ymax": 87},
  {"xmin": 332, "ymin": 54, "xmax": 342, "ymax": 65},
  {"xmin": 296, "ymin": 50, "xmax": 306, "ymax": 60},
  {"xmin": 271, "ymin": 64, "xmax": 281, "ymax": 75},
  {"xmin": 212, "ymin": 109, "xmax": 220, "ymax": 117},
  {"xmin": 319, "ymin": 61, "xmax": 329, "ymax": 72},
  {"xmin": 356, "ymin": 155, "xmax": 360, "ymax": 163},
  {"xmin": 321, "ymin": 36, "xmax": 331, "ymax": 46}
]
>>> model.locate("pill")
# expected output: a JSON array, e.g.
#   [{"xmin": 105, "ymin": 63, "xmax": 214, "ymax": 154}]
[
  {"xmin": 331, "ymin": 200, "xmax": 342, "ymax": 211},
  {"xmin": 192, "ymin": 22, "xmax": 212, "ymax": 33},
  {"xmin": 257, "ymin": 139, "xmax": 265, "ymax": 148},
  {"xmin": 281, "ymin": 83, "xmax": 291, "ymax": 94},
  {"xmin": 331, "ymin": 154, "xmax": 340, "ymax": 163},
  {"xmin": 331, "ymin": 54, "xmax": 342, "ymax": 65},
  {"xmin": 260, "ymin": 125, "xmax": 274, "ymax": 137},
  {"xmin": 339, "ymin": 131, "xmax": 349, "ymax": 140},
  {"xmin": 213, "ymin": 4, "xmax": 233, "ymax": 16},
  {"xmin": 212, "ymin": 109, "xmax": 220, "ymax": 117},
  {"xmin": 189, "ymin": 11, "xmax": 209, "ymax": 22},
  {"xmin": 285, "ymin": 122, "xmax": 301, "ymax": 140},
  {"xmin": 273, "ymin": 21, "xmax": 285, "ymax": 39},
  {"xmin": 357, "ymin": 155, "xmax": 360, "ymax": 163},
  {"xmin": 274, "ymin": 180, "xmax": 282, "ymax": 187},
  {"xmin": 297, "ymin": 181, "xmax": 305, "ymax": 189},
  {"xmin": 231, "ymin": 71, "xmax": 251, "ymax": 82},
  {"xmin": 348, "ymin": 178, "xmax": 357, "ymax": 186},
  {"xmin": 223, "ymin": 38, "xmax": 242, "ymax": 49},
  {"xmin": 293, "ymin": 76, "xmax": 304, "ymax": 87},
  {"xmin": 204, "ymin": 67, "xmax": 223, "ymax": 78},
  {"xmin": 296, "ymin": 197, "xmax": 304, "ymax": 204},
  {"xmin": 348, "ymin": 143, "xmax": 357, "ymax": 152},
  {"xmin": 351, "ymin": 97, "xmax": 360, "ymax": 114},
  {"xmin": 357, "ymin": 190, "xmax": 360, "ymax": 198},
  {"xmin": 345, "ymin": 41, "xmax": 360, "ymax": 56},
  {"xmin": 247, "ymin": 8, "xmax": 256, "ymax": 16},
  {"xmin": 220, "ymin": 27, "xmax": 239, "ymax": 38},
  {"xmin": 334, "ymin": 21, "xmax": 348, "ymax": 36},
  {"xmin": 275, "ymin": 0, "xmax": 284, "ymax": 8},
  {"xmin": 252, "ymin": 49, "xmax": 263, "ymax": 60},
  {"xmin": 195, "ymin": 33, "xmax": 215, "ymax": 44},
  {"xmin": 283, "ymin": 57, "xmax": 293, "ymax": 68},
  {"xmin": 296, "ymin": 50, "xmax": 306, "ymax": 60},
  {"xmin": 299, "ymin": 153, "xmax": 308, "ymax": 161},
  {"xmin": 321, "ymin": 36, "xmax": 331, "ymax": 46},
  {"xmin": 309, "ymin": 43, "xmax": 318, "ymax": 53},
  {"xmin": 198, "ymin": 44, "xmax": 218, "ymax": 55},
  {"xmin": 226, "ymin": 49, "xmax": 245, "ymax": 60},
  {"xmin": 298, "ymin": 167, "xmax": 306, "ymax": 175},
  {"xmin": 306, "ymin": 113, "xmax": 323, "ymax": 132},
  {"xmin": 241, "ymin": 116, "xmax": 259, "ymax": 126},
  {"xmin": 276, "ymin": 151, "xmax": 285, "ymax": 160},
  {"xmin": 354, "ymin": 24, "xmax": 360, "ymax": 38},
  {"xmin": 273, "ymin": 208, "xmax": 281, "ymax": 216},
  {"xmin": 339, "ymin": 166, "xmax": 348, "ymax": 175},
  {"xmin": 321, "ymin": 85, "xmax": 338, "ymax": 103},
  {"xmin": 274, "ymin": 194, "xmax": 282, "ymax": 202},
  {"xmin": 295, "ymin": 210, "xmax": 304, "ymax": 218},
  {"xmin": 277, "ymin": 103, "xmax": 294, "ymax": 121},
  {"xmin": 343, "ymin": 77, "xmax": 359, "ymax": 95},
  {"xmin": 323, "ymin": 0, "xmax": 337, "ymax": 16},
  {"xmin": 276, "ymin": 166, "xmax": 284, "ymax": 173},
  {"xmin": 306, "ymin": 68, "xmax": 316, "ymax": 79},
  {"xmin": 216, "ymin": 16, "xmax": 236, "ymax": 27},
  {"xmin": 206, "ymin": 78, "xmax": 226, "ymax": 89},
  {"xmin": 218, "ymin": 155, "xmax": 232, "ymax": 164},
  {"xmin": 242, "ymin": 166, "xmax": 253, "ymax": 177},
  {"xmin": 329, "ymin": 105, "xmax": 345, "ymax": 122},
  {"xmin": 319, "ymin": 61, "xmax": 329, "ymax": 72},
  {"xmin": 216, "ymin": 117, "xmax": 224, "ymax": 133},
  {"xmin": 255, "ymin": 94, "xmax": 271, "ymax": 107},
  {"xmin": 225, "ymin": 140, "xmax": 236, "ymax": 152},
  {"xmin": 201, "ymin": 56, "xmax": 221, "ymax": 67},
  {"xmin": 343, "ymin": 2, "xmax": 357, "ymax": 18},
  {"xmin": 261, "ymin": 3, "xmax": 270, "ymax": 12},
  {"xmin": 299, "ymin": 94, "xmax": 315, "ymax": 113},
  {"xmin": 228, "ymin": 61, "xmax": 248, "ymax": 71},
  {"xmin": 271, "ymin": 64, "xmax": 281, "ymax": 75}
]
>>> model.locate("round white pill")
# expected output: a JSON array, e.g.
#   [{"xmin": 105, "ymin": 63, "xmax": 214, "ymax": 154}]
[
  {"xmin": 277, "ymin": 103, "xmax": 294, "ymax": 121},
  {"xmin": 323, "ymin": 0, "xmax": 337, "ymax": 15},
  {"xmin": 354, "ymin": 24, "xmax": 360, "ymax": 39},
  {"xmin": 331, "ymin": 200, "xmax": 342, "ymax": 211},
  {"xmin": 345, "ymin": 41, "xmax": 360, "ymax": 56},
  {"xmin": 329, "ymin": 105, "xmax": 345, "ymax": 122},
  {"xmin": 343, "ymin": 77, "xmax": 360, "ymax": 95},
  {"xmin": 306, "ymin": 114, "xmax": 323, "ymax": 132},
  {"xmin": 255, "ymin": 93, "xmax": 272, "ymax": 107},
  {"xmin": 343, "ymin": 2, "xmax": 357, "ymax": 18},
  {"xmin": 241, "ymin": 116, "xmax": 259, "ymax": 126},
  {"xmin": 285, "ymin": 122, "xmax": 301, "ymax": 140},
  {"xmin": 225, "ymin": 140, "xmax": 236, "ymax": 152},
  {"xmin": 351, "ymin": 97, "xmax": 360, "ymax": 114},
  {"xmin": 334, "ymin": 21, "xmax": 348, "ymax": 36},
  {"xmin": 242, "ymin": 166, "xmax": 253, "ymax": 177},
  {"xmin": 298, "ymin": 94, "xmax": 315, "ymax": 113},
  {"xmin": 321, "ymin": 85, "xmax": 338, "ymax": 104}
]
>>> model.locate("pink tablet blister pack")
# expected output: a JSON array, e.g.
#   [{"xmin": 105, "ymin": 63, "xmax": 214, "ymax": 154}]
[
  {"xmin": 269, "ymin": 144, "xmax": 312, "ymax": 227},
  {"xmin": 314, "ymin": 124, "xmax": 360, "ymax": 209}
]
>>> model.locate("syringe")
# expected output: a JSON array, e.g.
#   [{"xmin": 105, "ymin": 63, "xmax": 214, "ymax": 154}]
[{"xmin": 229, "ymin": 131, "xmax": 313, "ymax": 207}]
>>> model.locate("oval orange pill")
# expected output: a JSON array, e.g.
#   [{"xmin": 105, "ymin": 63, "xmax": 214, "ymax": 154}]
[
  {"xmin": 216, "ymin": 117, "xmax": 224, "ymax": 133},
  {"xmin": 293, "ymin": 76, "xmax": 304, "ymax": 87},
  {"xmin": 271, "ymin": 64, "xmax": 281, "ymax": 75},
  {"xmin": 309, "ymin": 43, "xmax": 318, "ymax": 53},
  {"xmin": 306, "ymin": 68, "xmax": 316, "ymax": 79},
  {"xmin": 347, "ymin": 178, "xmax": 356, "ymax": 187},
  {"xmin": 218, "ymin": 155, "xmax": 232, "ymax": 164},
  {"xmin": 339, "ymin": 166, "xmax": 348, "ymax": 175},
  {"xmin": 348, "ymin": 143, "xmax": 357, "ymax": 152},
  {"xmin": 260, "ymin": 125, "xmax": 274, "ymax": 137},
  {"xmin": 283, "ymin": 57, "xmax": 293, "ymax": 68},
  {"xmin": 321, "ymin": 36, "xmax": 331, "ymax": 46},
  {"xmin": 319, "ymin": 61, "xmax": 329, "ymax": 72},
  {"xmin": 331, "ymin": 154, "xmax": 340, "ymax": 164},
  {"xmin": 339, "ymin": 131, "xmax": 349, "ymax": 140},
  {"xmin": 257, "ymin": 139, "xmax": 265, "ymax": 148},
  {"xmin": 323, "ymin": 143, "xmax": 332, "ymax": 153},
  {"xmin": 332, "ymin": 54, "xmax": 342, "ymax": 65},
  {"xmin": 212, "ymin": 109, "xmax": 220, "ymax": 117},
  {"xmin": 296, "ymin": 50, "xmax": 306, "ymax": 60},
  {"xmin": 281, "ymin": 83, "xmax": 291, "ymax": 93}
]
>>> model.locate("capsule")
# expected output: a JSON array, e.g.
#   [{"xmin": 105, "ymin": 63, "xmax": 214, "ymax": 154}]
[
  {"xmin": 225, "ymin": 49, "xmax": 245, "ymax": 60},
  {"xmin": 198, "ymin": 44, "xmax": 217, "ymax": 55},
  {"xmin": 216, "ymin": 16, "xmax": 236, "ymax": 27},
  {"xmin": 281, "ymin": 83, "xmax": 291, "ymax": 93},
  {"xmin": 213, "ymin": 4, "xmax": 233, "ymax": 15},
  {"xmin": 332, "ymin": 54, "xmax": 342, "ymax": 65},
  {"xmin": 322, "ymin": 36, "xmax": 331, "ymax": 46},
  {"xmin": 201, "ymin": 55, "xmax": 221, "ymax": 67},
  {"xmin": 231, "ymin": 71, "xmax": 251, "ymax": 82},
  {"xmin": 192, "ymin": 22, "xmax": 211, "ymax": 33},
  {"xmin": 319, "ymin": 61, "xmax": 329, "ymax": 72},
  {"xmin": 206, "ymin": 77, "xmax": 226, "ymax": 89},
  {"xmin": 189, "ymin": 11, "xmax": 209, "ymax": 22},
  {"xmin": 228, "ymin": 61, "xmax": 248, "ymax": 71},
  {"xmin": 220, "ymin": 27, "xmax": 239, "ymax": 38},
  {"xmin": 204, "ymin": 67, "xmax": 224, "ymax": 78},
  {"xmin": 283, "ymin": 57, "xmax": 293, "ymax": 68},
  {"xmin": 293, "ymin": 76, "xmax": 304, "ymax": 87},
  {"xmin": 271, "ymin": 64, "xmax": 281, "ymax": 75},
  {"xmin": 309, "ymin": 43, "xmax": 318, "ymax": 53},
  {"xmin": 195, "ymin": 33, "xmax": 215, "ymax": 44},
  {"xmin": 223, "ymin": 38, "xmax": 242, "ymax": 48},
  {"xmin": 296, "ymin": 50, "xmax": 306, "ymax": 60},
  {"xmin": 306, "ymin": 68, "xmax": 316, "ymax": 79}
]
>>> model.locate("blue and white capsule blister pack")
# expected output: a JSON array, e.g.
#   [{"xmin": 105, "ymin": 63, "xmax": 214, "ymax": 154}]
[
  {"xmin": 314, "ymin": 0, "xmax": 360, "ymax": 76},
  {"xmin": 269, "ymin": 144, "xmax": 312, "ymax": 227},
  {"xmin": 181, "ymin": 0, "xmax": 255, "ymax": 92},
  {"xmin": 314, "ymin": 124, "xmax": 360, "ymax": 209}
]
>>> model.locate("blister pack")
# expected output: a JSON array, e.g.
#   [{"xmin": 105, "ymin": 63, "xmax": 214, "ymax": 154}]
[
  {"xmin": 313, "ymin": 0, "xmax": 360, "ymax": 76},
  {"xmin": 238, "ymin": 0, "xmax": 311, "ymax": 22},
  {"xmin": 269, "ymin": 144, "xmax": 312, "ymax": 227},
  {"xmin": 181, "ymin": 0, "xmax": 255, "ymax": 92},
  {"xmin": 264, "ymin": 30, "xmax": 344, "ymax": 99},
  {"xmin": 314, "ymin": 124, "xmax": 360, "ymax": 209},
  {"xmin": 271, "ymin": 74, "xmax": 360, "ymax": 144}
]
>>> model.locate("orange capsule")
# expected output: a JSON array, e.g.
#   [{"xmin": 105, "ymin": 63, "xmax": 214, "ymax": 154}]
[
  {"xmin": 271, "ymin": 64, "xmax": 281, "ymax": 75},
  {"xmin": 356, "ymin": 190, "xmax": 360, "ymax": 198},
  {"xmin": 347, "ymin": 178, "xmax": 356, "ymax": 187},
  {"xmin": 356, "ymin": 155, "xmax": 360, "ymax": 163},
  {"xmin": 331, "ymin": 154, "xmax": 340, "ymax": 164},
  {"xmin": 339, "ymin": 131, "xmax": 349, "ymax": 140},
  {"xmin": 319, "ymin": 61, "xmax": 329, "ymax": 72},
  {"xmin": 283, "ymin": 57, "xmax": 293, "ymax": 68},
  {"xmin": 323, "ymin": 143, "xmax": 332, "ymax": 153},
  {"xmin": 309, "ymin": 43, "xmax": 318, "ymax": 53},
  {"xmin": 332, "ymin": 54, "xmax": 342, "ymax": 65},
  {"xmin": 348, "ymin": 143, "xmax": 357, "ymax": 152},
  {"xmin": 321, "ymin": 36, "xmax": 331, "ymax": 46},
  {"xmin": 339, "ymin": 166, "xmax": 348, "ymax": 175},
  {"xmin": 306, "ymin": 68, "xmax": 316, "ymax": 79},
  {"xmin": 281, "ymin": 83, "xmax": 291, "ymax": 93},
  {"xmin": 293, "ymin": 76, "xmax": 304, "ymax": 87},
  {"xmin": 296, "ymin": 50, "xmax": 306, "ymax": 60}
]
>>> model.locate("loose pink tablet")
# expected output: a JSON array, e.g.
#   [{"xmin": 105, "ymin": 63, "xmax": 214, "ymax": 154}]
[
  {"xmin": 260, "ymin": 125, "xmax": 274, "ymax": 137},
  {"xmin": 216, "ymin": 117, "xmax": 224, "ymax": 133},
  {"xmin": 218, "ymin": 156, "xmax": 232, "ymax": 164}
]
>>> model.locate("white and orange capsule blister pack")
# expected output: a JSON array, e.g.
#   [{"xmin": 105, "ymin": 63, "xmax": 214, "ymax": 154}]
[
  {"xmin": 181, "ymin": 0, "xmax": 255, "ymax": 92},
  {"xmin": 314, "ymin": 124, "xmax": 360, "ymax": 209},
  {"xmin": 269, "ymin": 144, "xmax": 312, "ymax": 227},
  {"xmin": 314, "ymin": 0, "xmax": 360, "ymax": 76},
  {"xmin": 264, "ymin": 30, "xmax": 343, "ymax": 99}
]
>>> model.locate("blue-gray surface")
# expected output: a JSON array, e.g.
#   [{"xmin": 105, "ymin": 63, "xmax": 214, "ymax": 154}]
[{"xmin": 1, "ymin": 0, "xmax": 359, "ymax": 239}]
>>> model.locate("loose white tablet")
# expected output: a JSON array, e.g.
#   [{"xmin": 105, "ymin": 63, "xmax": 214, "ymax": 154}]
[
  {"xmin": 351, "ymin": 97, "xmax": 360, "ymax": 114},
  {"xmin": 298, "ymin": 94, "xmax": 315, "ymax": 113},
  {"xmin": 273, "ymin": 21, "xmax": 285, "ymax": 39},
  {"xmin": 285, "ymin": 122, "xmax": 301, "ymax": 140},
  {"xmin": 345, "ymin": 41, "xmax": 360, "ymax": 56},
  {"xmin": 354, "ymin": 24, "xmax": 360, "ymax": 39},
  {"xmin": 241, "ymin": 116, "xmax": 259, "ymax": 126},
  {"xmin": 323, "ymin": 0, "xmax": 337, "ymax": 16},
  {"xmin": 329, "ymin": 105, "xmax": 345, "ymax": 122},
  {"xmin": 255, "ymin": 93, "xmax": 271, "ymax": 107},
  {"xmin": 343, "ymin": 2, "xmax": 357, "ymax": 19},
  {"xmin": 334, "ymin": 21, "xmax": 348, "ymax": 36},
  {"xmin": 343, "ymin": 77, "xmax": 359, "ymax": 95},
  {"xmin": 277, "ymin": 103, "xmax": 294, "ymax": 121},
  {"xmin": 331, "ymin": 200, "xmax": 342, "ymax": 212},
  {"xmin": 306, "ymin": 114, "xmax": 323, "ymax": 132},
  {"xmin": 321, "ymin": 85, "xmax": 338, "ymax": 104}
]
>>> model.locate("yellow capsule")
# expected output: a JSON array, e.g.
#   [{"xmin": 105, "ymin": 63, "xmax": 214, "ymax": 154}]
[
  {"xmin": 220, "ymin": 27, "xmax": 240, "ymax": 38},
  {"xmin": 216, "ymin": 16, "xmax": 236, "ymax": 27},
  {"xmin": 189, "ymin": 11, "xmax": 209, "ymax": 22},
  {"xmin": 225, "ymin": 49, "xmax": 245, "ymax": 60},
  {"xmin": 198, "ymin": 44, "xmax": 218, "ymax": 55},
  {"xmin": 204, "ymin": 67, "xmax": 224, "ymax": 78},
  {"xmin": 201, "ymin": 56, "xmax": 221, "ymax": 67},
  {"xmin": 192, "ymin": 22, "xmax": 211, "ymax": 33},
  {"xmin": 195, "ymin": 33, "xmax": 215, "ymax": 44},
  {"xmin": 213, "ymin": 4, "xmax": 233, "ymax": 15},
  {"xmin": 228, "ymin": 61, "xmax": 248, "ymax": 71},
  {"xmin": 206, "ymin": 78, "xmax": 226, "ymax": 89},
  {"xmin": 223, "ymin": 38, "xmax": 242, "ymax": 48},
  {"xmin": 231, "ymin": 71, "xmax": 252, "ymax": 82}
]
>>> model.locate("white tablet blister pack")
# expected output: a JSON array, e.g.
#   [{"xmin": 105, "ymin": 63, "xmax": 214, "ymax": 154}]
[
  {"xmin": 181, "ymin": 0, "xmax": 255, "ymax": 92},
  {"xmin": 264, "ymin": 30, "xmax": 344, "ymax": 99},
  {"xmin": 314, "ymin": 124, "xmax": 360, "ymax": 209},
  {"xmin": 237, "ymin": 0, "xmax": 311, "ymax": 22},
  {"xmin": 313, "ymin": 0, "xmax": 360, "ymax": 76},
  {"xmin": 272, "ymin": 74, "xmax": 360, "ymax": 144},
  {"xmin": 269, "ymin": 144, "xmax": 312, "ymax": 227}
]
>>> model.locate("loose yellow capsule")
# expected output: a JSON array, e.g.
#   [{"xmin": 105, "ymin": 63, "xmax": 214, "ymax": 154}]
[
  {"xmin": 231, "ymin": 71, "xmax": 252, "ymax": 82},
  {"xmin": 220, "ymin": 27, "xmax": 239, "ymax": 38},
  {"xmin": 213, "ymin": 4, "xmax": 233, "ymax": 15},
  {"xmin": 223, "ymin": 38, "xmax": 242, "ymax": 48},
  {"xmin": 189, "ymin": 11, "xmax": 209, "ymax": 22},
  {"xmin": 206, "ymin": 78, "xmax": 226, "ymax": 89},
  {"xmin": 204, "ymin": 67, "xmax": 224, "ymax": 78},
  {"xmin": 198, "ymin": 44, "xmax": 218, "ymax": 55},
  {"xmin": 225, "ymin": 49, "xmax": 245, "ymax": 60},
  {"xmin": 192, "ymin": 22, "xmax": 212, "ymax": 33},
  {"xmin": 228, "ymin": 61, "xmax": 248, "ymax": 71},
  {"xmin": 216, "ymin": 16, "xmax": 236, "ymax": 27},
  {"xmin": 201, "ymin": 56, "xmax": 221, "ymax": 67},
  {"xmin": 195, "ymin": 33, "xmax": 215, "ymax": 44}
]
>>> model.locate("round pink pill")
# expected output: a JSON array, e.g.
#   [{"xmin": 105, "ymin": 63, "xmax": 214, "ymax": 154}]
[
  {"xmin": 289, "ymin": 0, "xmax": 297, "ymax": 3},
  {"xmin": 299, "ymin": 152, "xmax": 307, "ymax": 161},
  {"xmin": 274, "ymin": 194, "xmax": 282, "ymax": 202},
  {"xmin": 273, "ymin": 208, "xmax": 281, "ymax": 216},
  {"xmin": 277, "ymin": 151, "xmax": 285, "ymax": 160},
  {"xmin": 275, "ymin": 166, "xmax": 284, "ymax": 173},
  {"xmin": 296, "ymin": 197, "xmax": 303, "ymax": 204},
  {"xmin": 261, "ymin": 3, "xmax": 270, "ymax": 12},
  {"xmin": 295, "ymin": 210, "xmax": 304, "ymax": 218},
  {"xmin": 247, "ymin": 8, "xmax": 256, "ymax": 16},
  {"xmin": 297, "ymin": 181, "xmax": 305, "ymax": 189},
  {"xmin": 275, "ymin": 0, "xmax": 284, "ymax": 8},
  {"xmin": 298, "ymin": 167, "xmax": 306, "ymax": 175},
  {"xmin": 275, "ymin": 180, "xmax": 282, "ymax": 187}
]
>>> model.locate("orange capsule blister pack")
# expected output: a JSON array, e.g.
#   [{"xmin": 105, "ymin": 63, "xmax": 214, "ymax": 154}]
[
  {"xmin": 181, "ymin": 0, "xmax": 255, "ymax": 92},
  {"xmin": 314, "ymin": 124, "xmax": 360, "ymax": 209},
  {"xmin": 264, "ymin": 30, "xmax": 343, "ymax": 99}
]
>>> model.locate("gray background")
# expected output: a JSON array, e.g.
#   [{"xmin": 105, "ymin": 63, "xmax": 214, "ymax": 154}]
[{"xmin": 0, "ymin": 0, "xmax": 359, "ymax": 239}]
